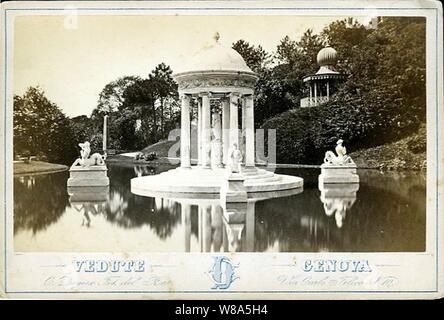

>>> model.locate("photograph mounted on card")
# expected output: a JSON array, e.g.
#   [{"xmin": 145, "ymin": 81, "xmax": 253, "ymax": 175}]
[{"xmin": 0, "ymin": 0, "xmax": 442, "ymax": 299}]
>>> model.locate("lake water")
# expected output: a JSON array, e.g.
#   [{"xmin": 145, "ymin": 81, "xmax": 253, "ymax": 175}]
[{"xmin": 13, "ymin": 164, "xmax": 426, "ymax": 252}]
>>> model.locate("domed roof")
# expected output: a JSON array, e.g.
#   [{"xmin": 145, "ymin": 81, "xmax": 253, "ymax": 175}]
[
  {"xmin": 317, "ymin": 46, "xmax": 338, "ymax": 66},
  {"xmin": 175, "ymin": 36, "xmax": 254, "ymax": 75}
]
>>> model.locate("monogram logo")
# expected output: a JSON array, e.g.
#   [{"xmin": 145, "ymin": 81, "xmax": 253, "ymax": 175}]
[{"xmin": 208, "ymin": 256, "xmax": 239, "ymax": 290}]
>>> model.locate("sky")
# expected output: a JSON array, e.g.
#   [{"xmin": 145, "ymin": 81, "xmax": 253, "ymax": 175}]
[{"xmin": 14, "ymin": 14, "xmax": 372, "ymax": 117}]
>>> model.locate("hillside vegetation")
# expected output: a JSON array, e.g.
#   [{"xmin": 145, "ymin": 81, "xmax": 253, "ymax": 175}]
[{"xmin": 350, "ymin": 124, "xmax": 426, "ymax": 170}]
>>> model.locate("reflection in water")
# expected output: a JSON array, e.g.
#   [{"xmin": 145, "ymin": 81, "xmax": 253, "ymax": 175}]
[
  {"xmin": 319, "ymin": 183, "xmax": 359, "ymax": 228},
  {"xmin": 13, "ymin": 165, "xmax": 426, "ymax": 252},
  {"xmin": 68, "ymin": 186, "xmax": 109, "ymax": 228},
  {"xmin": 14, "ymin": 173, "xmax": 69, "ymax": 234}
]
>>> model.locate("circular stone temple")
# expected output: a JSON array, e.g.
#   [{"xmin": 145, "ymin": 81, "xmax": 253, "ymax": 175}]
[{"xmin": 131, "ymin": 35, "xmax": 303, "ymax": 199}]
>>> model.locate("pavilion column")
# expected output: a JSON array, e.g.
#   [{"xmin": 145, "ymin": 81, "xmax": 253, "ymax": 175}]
[
  {"xmin": 229, "ymin": 92, "xmax": 240, "ymax": 150},
  {"xmin": 309, "ymin": 83, "xmax": 313, "ymax": 107},
  {"xmin": 201, "ymin": 92, "xmax": 211, "ymax": 168},
  {"xmin": 314, "ymin": 82, "xmax": 318, "ymax": 106},
  {"xmin": 245, "ymin": 95, "xmax": 255, "ymax": 168},
  {"xmin": 326, "ymin": 81, "xmax": 330, "ymax": 100},
  {"xmin": 221, "ymin": 98, "xmax": 230, "ymax": 165},
  {"xmin": 180, "ymin": 94, "xmax": 191, "ymax": 168},
  {"xmin": 197, "ymin": 98, "xmax": 202, "ymax": 166}
]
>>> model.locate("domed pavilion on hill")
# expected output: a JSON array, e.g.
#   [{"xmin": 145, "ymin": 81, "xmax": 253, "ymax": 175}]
[{"xmin": 300, "ymin": 46, "xmax": 347, "ymax": 108}]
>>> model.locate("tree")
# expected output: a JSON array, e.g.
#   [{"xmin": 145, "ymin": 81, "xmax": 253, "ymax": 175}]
[
  {"xmin": 14, "ymin": 87, "xmax": 77, "ymax": 164},
  {"xmin": 96, "ymin": 76, "xmax": 139, "ymax": 114},
  {"xmin": 232, "ymin": 40, "xmax": 270, "ymax": 72},
  {"xmin": 148, "ymin": 63, "xmax": 179, "ymax": 138},
  {"xmin": 88, "ymin": 63, "xmax": 180, "ymax": 151}
]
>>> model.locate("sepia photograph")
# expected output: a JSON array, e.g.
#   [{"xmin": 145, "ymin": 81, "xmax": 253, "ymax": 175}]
[{"xmin": 1, "ymin": 0, "xmax": 443, "ymax": 300}]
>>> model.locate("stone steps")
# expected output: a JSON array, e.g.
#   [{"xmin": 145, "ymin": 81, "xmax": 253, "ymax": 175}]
[{"xmin": 131, "ymin": 167, "xmax": 303, "ymax": 200}]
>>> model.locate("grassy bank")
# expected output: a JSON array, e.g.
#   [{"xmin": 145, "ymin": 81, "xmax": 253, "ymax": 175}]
[
  {"xmin": 14, "ymin": 161, "xmax": 68, "ymax": 175},
  {"xmin": 106, "ymin": 139, "xmax": 179, "ymax": 170},
  {"xmin": 141, "ymin": 140, "xmax": 176, "ymax": 157},
  {"xmin": 350, "ymin": 127, "xmax": 426, "ymax": 170}
]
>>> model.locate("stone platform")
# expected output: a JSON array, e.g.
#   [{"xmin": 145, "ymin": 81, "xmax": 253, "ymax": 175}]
[
  {"xmin": 67, "ymin": 165, "xmax": 110, "ymax": 187},
  {"xmin": 131, "ymin": 167, "xmax": 303, "ymax": 198},
  {"xmin": 318, "ymin": 163, "xmax": 359, "ymax": 184}
]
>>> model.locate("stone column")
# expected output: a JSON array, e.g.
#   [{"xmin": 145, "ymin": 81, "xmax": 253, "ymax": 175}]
[
  {"xmin": 245, "ymin": 95, "xmax": 255, "ymax": 168},
  {"xmin": 201, "ymin": 92, "xmax": 211, "ymax": 168},
  {"xmin": 211, "ymin": 111, "xmax": 223, "ymax": 168},
  {"xmin": 180, "ymin": 94, "xmax": 191, "ymax": 168},
  {"xmin": 229, "ymin": 92, "xmax": 240, "ymax": 150},
  {"xmin": 197, "ymin": 98, "xmax": 202, "ymax": 166},
  {"xmin": 221, "ymin": 98, "xmax": 230, "ymax": 165},
  {"xmin": 241, "ymin": 97, "xmax": 246, "ymax": 162}
]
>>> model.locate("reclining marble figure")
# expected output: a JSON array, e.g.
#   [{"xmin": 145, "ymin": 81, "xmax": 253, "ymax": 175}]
[
  {"xmin": 324, "ymin": 139, "xmax": 355, "ymax": 165},
  {"xmin": 72, "ymin": 141, "xmax": 105, "ymax": 167},
  {"xmin": 319, "ymin": 139, "xmax": 359, "ymax": 184}
]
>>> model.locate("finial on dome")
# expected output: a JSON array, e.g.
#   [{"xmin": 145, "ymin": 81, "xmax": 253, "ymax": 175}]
[
  {"xmin": 214, "ymin": 32, "xmax": 220, "ymax": 43},
  {"xmin": 317, "ymin": 46, "xmax": 338, "ymax": 67}
]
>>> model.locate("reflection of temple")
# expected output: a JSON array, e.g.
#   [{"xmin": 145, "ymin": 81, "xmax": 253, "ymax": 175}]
[
  {"xmin": 134, "ymin": 165, "xmax": 155, "ymax": 177},
  {"xmin": 18, "ymin": 175, "xmax": 36, "ymax": 189},
  {"xmin": 318, "ymin": 183, "xmax": 359, "ymax": 228},
  {"xmin": 300, "ymin": 46, "xmax": 347, "ymax": 108},
  {"xmin": 179, "ymin": 200, "xmax": 256, "ymax": 252}
]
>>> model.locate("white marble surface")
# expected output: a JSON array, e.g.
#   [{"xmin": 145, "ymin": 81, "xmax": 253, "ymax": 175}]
[{"xmin": 131, "ymin": 167, "xmax": 303, "ymax": 198}]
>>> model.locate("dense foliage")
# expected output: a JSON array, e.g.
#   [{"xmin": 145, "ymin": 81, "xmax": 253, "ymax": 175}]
[
  {"xmin": 263, "ymin": 86, "xmax": 423, "ymax": 164},
  {"xmin": 13, "ymin": 87, "xmax": 78, "ymax": 165}
]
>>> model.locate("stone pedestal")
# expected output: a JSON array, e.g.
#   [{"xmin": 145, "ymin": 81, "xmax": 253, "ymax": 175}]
[
  {"xmin": 220, "ymin": 172, "xmax": 247, "ymax": 203},
  {"xmin": 67, "ymin": 165, "xmax": 110, "ymax": 187},
  {"xmin": 318, "ymin": 163, "xmax": 359, "ymax": 184}
]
